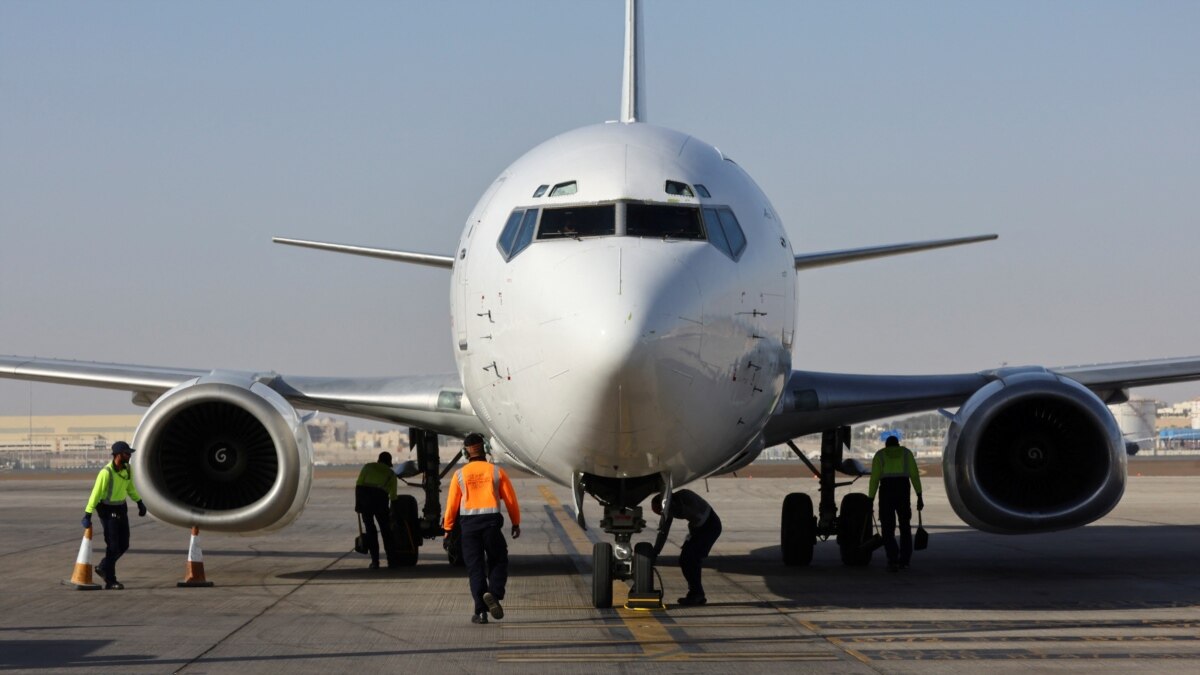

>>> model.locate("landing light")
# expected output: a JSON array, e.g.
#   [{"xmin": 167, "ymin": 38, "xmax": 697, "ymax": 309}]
[{"xmin": 614, "ymin": 543, "xmax": 632, "ymax": 561}]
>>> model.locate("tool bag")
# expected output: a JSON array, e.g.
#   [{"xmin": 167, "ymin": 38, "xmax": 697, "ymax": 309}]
[
  {"xmin": 914, "ymin": 510, "xmax": 929, "ymax": 551},
  {"xmin": 353, "ymin": 514, "xmax": 368, "ymax": 555}
]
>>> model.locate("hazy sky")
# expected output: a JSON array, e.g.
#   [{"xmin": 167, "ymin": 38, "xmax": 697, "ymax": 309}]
[{"xmin": 2, "ymin": 0, "xmax": 1198, "ymax": 421}]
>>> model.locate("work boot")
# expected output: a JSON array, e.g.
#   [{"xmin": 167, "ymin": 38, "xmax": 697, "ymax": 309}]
[
  {"xmin": 368, "ymin": 561, "xmax": 379, "ymax": 569},
  {"xmin": 105, "ymin": 580, "xmax": 125, "ymax": 590},
  {"xmin": 483, "ymin": 592, "xmax": 504, "ymax": 620},
  {"xmin": 94, "ymin": 565, "xmax": 108, "ymax": 583},
  {"xmin": 471, "ymin": 612, "xmax": 488, "ymax": 624},
  {"xmin": 677, "ymin": 593, "xmax": 707, "ymax": 606}
]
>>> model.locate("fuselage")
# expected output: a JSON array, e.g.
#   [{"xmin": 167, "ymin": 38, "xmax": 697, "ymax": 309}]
[{"xmin": 451, "ymin": 122, "xmax": 796, "ymax": 489}]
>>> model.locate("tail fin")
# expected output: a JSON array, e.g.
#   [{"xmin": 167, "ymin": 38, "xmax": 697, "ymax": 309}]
[{"xmin": 620, "ymin": 0, "xmax": 645, "ymax": 123}]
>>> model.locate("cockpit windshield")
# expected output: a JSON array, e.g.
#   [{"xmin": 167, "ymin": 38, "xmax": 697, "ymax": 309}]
[
  {"xmin": 498, "ymin": 201, "xmax": 744, "ymax": 261},
  {"xmin": 626, "ymin": 204, "xmax": 705, "ymax": 240},
  {"xmin": 537, "ymin": 204, "xmax": 616, "ymax": 239}
]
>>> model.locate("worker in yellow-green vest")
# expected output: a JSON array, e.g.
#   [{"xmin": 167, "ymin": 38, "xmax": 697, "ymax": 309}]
[
  {"xmin": 868, "ymin": 434, "xmax": 923, "ymax": 573},
  {"xmin": 82, "ymin": 441, "xmax": 147, "ymax": 589},
  {"xmin": 356, "ymin": 451, "xmax": 400, "ymax": 569}
]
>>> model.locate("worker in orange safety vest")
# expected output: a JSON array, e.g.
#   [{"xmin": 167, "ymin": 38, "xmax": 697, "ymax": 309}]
[{"xmin": 443, "ymin": 433, "xmax": 521, "ymax": 624}]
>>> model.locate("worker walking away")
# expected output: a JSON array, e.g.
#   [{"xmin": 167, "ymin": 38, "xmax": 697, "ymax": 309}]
[
  {"xmin": 356, "ymin": 451, "xmax": 400, "ymax": 569},
  {"xmin": 82, "ymin": 441, "xmax": 147, "ymax": 589},
  {"xmin": 651, "ymin": 488, "xmax": 722, "ymax": 606},
  {"xmin": 868, "ymin": 434, "xmax": 924, "ymax": 572},
  {"xmin": 443, "ymin": 433, "xmax": 521, "ymax": 624}
]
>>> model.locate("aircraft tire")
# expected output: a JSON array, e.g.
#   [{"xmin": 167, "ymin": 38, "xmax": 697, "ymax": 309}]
[
  {"xmin": 592, "ymin": 542, "xmax": 613, "ymax": 608},
  {"xmin": 392, "ymin": 494, "xmax": 420, "ymax": 566},
  {"xmin": 837, "ymin": 493, "xmax": 874, "ymax": 566},
  {"xmin": 633, "ymin": 541, "xmax": 655, "ymax": 594},
  {"xmin": 781, "ymin": 492, "xmax": 815, "ymax": 566}
]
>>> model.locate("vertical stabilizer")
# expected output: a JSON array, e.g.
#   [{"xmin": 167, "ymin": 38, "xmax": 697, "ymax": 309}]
[{"xmin": 620, "ymin": 0, "xmax": 645, "ymax": 123}]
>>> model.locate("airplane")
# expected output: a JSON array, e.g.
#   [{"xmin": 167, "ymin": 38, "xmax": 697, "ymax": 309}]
[{"xmin": 4, "ymin": 0, "xmax": 1200, "ymax": 608}]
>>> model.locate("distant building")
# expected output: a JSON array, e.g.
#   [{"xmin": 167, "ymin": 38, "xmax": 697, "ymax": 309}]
[{"xmin": 0, "ymin": 414, "xmax": 141, "ymax": 470}]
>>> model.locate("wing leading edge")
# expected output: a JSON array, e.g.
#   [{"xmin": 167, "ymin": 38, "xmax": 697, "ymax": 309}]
[
  {"xmin": 765, "ymin": 355, "xmax": 1200, "ymax": 445},
  {"xmin": 0, "ymin": 355, "xmax": 481, "ymax": 437}
]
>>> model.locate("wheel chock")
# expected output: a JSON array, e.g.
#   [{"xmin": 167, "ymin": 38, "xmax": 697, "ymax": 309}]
[{"xmin": 624, "ymin": 590, "xmax": 665, "ymax": 611}]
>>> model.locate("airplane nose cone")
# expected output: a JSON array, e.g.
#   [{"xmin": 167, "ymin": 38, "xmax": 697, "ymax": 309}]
[{"xmin": 533, "ymin": 241, "xmax": 707, "ymax": 473}]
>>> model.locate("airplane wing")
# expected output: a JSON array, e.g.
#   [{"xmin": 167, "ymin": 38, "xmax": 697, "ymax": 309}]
[
  {"xmin": 0, "ymin": 355, "xmax": 482, "ymax": 437},
  {"xmin": 763, "ymin": 355, "xmax": 1200, "ymax": 445},
  {"xmin": 793, "ymin": 234, "xmax": 997, "ymax": 270}
]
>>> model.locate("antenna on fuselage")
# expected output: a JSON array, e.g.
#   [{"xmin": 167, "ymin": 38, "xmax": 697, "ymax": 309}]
[{"xmin": 620, "ymin": 0, "xmax": 645, "ymax": 123}]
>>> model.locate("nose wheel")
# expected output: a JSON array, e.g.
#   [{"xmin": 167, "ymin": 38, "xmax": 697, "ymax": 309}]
[{"xmin": 592, "ymin": 542, "xmax": 613, "ymax": 608}]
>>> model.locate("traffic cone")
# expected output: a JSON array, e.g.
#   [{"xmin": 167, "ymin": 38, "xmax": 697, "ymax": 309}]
[
  {"xmin": 67, "ymin": 527, "xmax": 101, "ymax": 590},
  {"xmin": 177, "ymin": 527, "xmax": 215, "ymax": 587}
]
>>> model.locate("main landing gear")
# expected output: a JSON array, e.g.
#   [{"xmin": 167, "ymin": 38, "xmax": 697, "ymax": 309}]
[
  {"xmin": 780, "ymin": 426, "xmax": 876, "ymax": 567},
  {"xmin": 397, "ymin": 428, "xmax": 473, "ymax": 567}
]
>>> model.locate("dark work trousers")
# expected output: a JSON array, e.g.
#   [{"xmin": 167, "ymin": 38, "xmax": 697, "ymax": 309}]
[
  {"xmin": 878, "ymin": 477, "xmax": 913, "ymax": 565},
  {"xmin": 679, "ymin": 511, "xmax": 722, "ymax": 597},
  {"xmin": 95, "ymin": 503, "xmax": 130, "ymax": 583},
  {"xmin": 460, "ymin": 513, "xmax": 508, "ymax": 615},
  {"xmin": 356, "ymin": 485, "xmax": 397, "ymax": 566},
  {"xmin": 361, "ymin": 507, "xmax": 398, "ymax": 566}
]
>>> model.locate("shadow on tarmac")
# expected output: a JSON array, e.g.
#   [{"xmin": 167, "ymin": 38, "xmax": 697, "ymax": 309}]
[{"xmin": 706, "ymin": 525, "xmax": 1200, "ymax": 611}]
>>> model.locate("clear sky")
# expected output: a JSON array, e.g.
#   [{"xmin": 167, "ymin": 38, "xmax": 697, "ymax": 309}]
[{"xmin": 2, "ymin": 0, "xmax": 1198, "ymax": 420}]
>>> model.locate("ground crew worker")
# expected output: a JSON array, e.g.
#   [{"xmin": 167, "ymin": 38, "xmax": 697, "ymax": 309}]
[
  {"xmin": 356, "ymin": 451, "xmax": 400, "ymax": 569},
  {"xmin": 651, "ymin": 488, "xmax": 722, "ymax": 606},
  {"xmin": 868, "ymin": 434, "xmax": 924, "ymax": 572},
  {"xmin": 81, "ymin": 441, "xmax": 146, "ymax": 589},
  {"xmin": 443, "ymin": 433, "xmax": 521, "ymax": 624}
]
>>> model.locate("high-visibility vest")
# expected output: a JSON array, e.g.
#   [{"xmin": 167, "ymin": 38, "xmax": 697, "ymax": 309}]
[
  {"xmin": 443, "ymin": 459, "xmax": 520, "ymax": 531},
  {"xmin": 868, "ymin": 446, "xmax": 922, "ymax": 499},
  {"xmin": 86, "ymin": 461, "xmax": 141, "ymax": 513}
]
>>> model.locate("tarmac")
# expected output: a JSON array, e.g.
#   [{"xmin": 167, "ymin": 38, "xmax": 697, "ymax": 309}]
[{"xmin": 1, "ymin": 460, "xmax": 1198, "ymax": 674}]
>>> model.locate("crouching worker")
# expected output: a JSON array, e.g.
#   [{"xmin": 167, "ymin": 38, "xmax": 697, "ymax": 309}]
[{"xmin": 652, "ymin": 488, "xmax": 722, "ymax": 606}]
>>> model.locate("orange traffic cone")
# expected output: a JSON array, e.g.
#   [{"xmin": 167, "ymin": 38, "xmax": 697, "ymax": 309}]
[
  {"xmin": 66, "ymin": 527, "xmax": 101, "ymax": 590},
  {"xmin": 177, "ymin": 527, "xmax": 215, "ymax": 587}
]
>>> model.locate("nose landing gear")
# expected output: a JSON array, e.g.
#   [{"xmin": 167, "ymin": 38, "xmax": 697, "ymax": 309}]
[{"xmin": 590, "ymin": 504, "xmax": 662, "ymax": 608}]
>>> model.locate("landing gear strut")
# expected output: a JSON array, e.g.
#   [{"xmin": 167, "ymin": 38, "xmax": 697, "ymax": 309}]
[
  {"xmin": 780, "ymin": 426, "xmax": 875, "ymax": 567},
  {"xmin": 407, "ymin": 428, "xmax": 469, "ymax": 566}
]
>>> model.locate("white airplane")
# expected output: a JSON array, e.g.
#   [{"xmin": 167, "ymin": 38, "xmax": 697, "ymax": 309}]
[{"xmin": 4, "ymin": 0, "xmax": 1200, "ymax": 607}]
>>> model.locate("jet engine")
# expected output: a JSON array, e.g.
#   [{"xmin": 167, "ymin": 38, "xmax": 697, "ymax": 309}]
[
  {"xmin": 131, "ymin": 374, "xmax": 313, "ymax": 533},
  {"xmin": 943, "ymin": 369, "xmax": 1126, "ymax": 534}
]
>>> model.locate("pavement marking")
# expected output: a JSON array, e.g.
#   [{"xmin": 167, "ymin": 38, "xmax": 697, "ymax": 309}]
[
  {"xmin": 497, "ymin": 651, "xmax": 839, "ymax": 663},
  {"xmin": 537, "ymin": 484, "xmax": 683, "ymax": 660}
]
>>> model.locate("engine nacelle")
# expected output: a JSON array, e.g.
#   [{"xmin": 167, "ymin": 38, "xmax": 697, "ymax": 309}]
[
  {"xmin": 131, "ymin": 373, "xmax": 314, "ymax": 533},
  {"xmin": 944, "ymin": 369, "xmax": 1125, "ymax": 534}
]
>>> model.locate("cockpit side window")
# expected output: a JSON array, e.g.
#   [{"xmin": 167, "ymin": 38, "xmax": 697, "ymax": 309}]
[
  {"xmin": 626, "ymin": 204, "xmax": 705, "ymax": 240},
  {"xmin": 497, "ymin": 208, "xmax": 540, "ymax": 260},
  {"xmin": 701, "ymin": 207, "xmax": 747, "ymax": 260},
  {"xmin": 717, "ymin": 208, "xmax": 747, "ymax": 258},
  {"xmin": 497, "ymin": 210, "xmax": 524, "ymax": 259},
  {"xmin": 694, "ymin": 184, "xmax": 711, "ymax": 198},
  {"xmin": 703, "ymin": 207, "xmax": 732, "ymax": 257},
  {"xmin": 537, "ymin": 204, "xmax": 616, "ymax": 239},
  {"xmin": 532, "ymin": 184, "xmax": 549, "ymax": 198}
]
